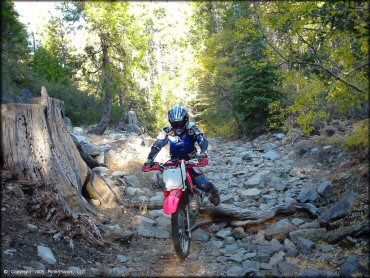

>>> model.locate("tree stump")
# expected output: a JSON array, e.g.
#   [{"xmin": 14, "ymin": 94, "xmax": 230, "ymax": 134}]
[
  {"xmin": 117, "ymin": 111, "xmax": 142, "ymax": 134},
  {"xmin": 1, "ymin": 87, "xmax": 121, "ymax": 217}
]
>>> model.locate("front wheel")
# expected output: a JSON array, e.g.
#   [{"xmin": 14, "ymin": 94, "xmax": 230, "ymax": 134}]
[{"xmin": 171, "ymin": 202, "xmax": 190, "ymax": 260}]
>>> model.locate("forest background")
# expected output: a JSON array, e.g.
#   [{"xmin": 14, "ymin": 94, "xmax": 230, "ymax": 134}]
[{"xmin": 2, "ymin": 1, "xmax": 368, "ymax": 149}]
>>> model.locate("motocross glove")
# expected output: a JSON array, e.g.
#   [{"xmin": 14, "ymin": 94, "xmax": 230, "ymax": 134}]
[{"xmin": 197, "ymin": 153, "xmax": 207, "ymax": 162}]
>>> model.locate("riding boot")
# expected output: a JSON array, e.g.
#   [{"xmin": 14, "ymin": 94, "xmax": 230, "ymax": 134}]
[{"xmin": 208, "ymin": 184, "xmax": 220, "ymax": 206}]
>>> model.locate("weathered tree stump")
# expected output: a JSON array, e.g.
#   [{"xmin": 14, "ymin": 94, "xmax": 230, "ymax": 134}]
[
  {"xmin": 1, "ymin": 87, "xmax": 122, "ymax": 244},
  {"xmin": 117, "ymin": 110, "xmax": 142, "ymax": 134}
]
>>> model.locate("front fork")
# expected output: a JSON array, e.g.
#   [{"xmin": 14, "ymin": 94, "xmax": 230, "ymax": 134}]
[{"xmin": 185, "ymin": 205, "xmax": 191, "ymax": 239}]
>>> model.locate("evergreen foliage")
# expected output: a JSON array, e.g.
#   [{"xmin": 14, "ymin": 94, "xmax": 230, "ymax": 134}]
[
  {"xmin": 3, "ymin": 1, "xmax": 368, "ymax": 141},
  {"xmin": 232, "ymin": 37, "xmax": 282, "ymax": 132},
  {"xmin": 1, "ymin": 0, "xmax": 29, "ymax": 62}
]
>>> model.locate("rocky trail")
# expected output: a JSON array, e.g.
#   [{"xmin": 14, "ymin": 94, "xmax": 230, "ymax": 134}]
[{"xmin": 1, "ymin": 124, "xmax": 369, "ymax": 277}]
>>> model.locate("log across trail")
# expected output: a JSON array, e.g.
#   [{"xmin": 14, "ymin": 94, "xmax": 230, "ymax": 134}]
[{"xmin": 125, "ymin": 200, "xmax": 318, "ymax": 230}]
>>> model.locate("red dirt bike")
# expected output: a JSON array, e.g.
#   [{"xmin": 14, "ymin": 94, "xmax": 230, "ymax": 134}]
[{"xmin": 142, "ymin": 156, "xmax": 208, "ymax": 259}]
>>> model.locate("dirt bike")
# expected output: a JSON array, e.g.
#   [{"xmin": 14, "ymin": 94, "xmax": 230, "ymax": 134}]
[{"xmin": 142, "ymin": 156, "xmax": 208, "ymax": 260}]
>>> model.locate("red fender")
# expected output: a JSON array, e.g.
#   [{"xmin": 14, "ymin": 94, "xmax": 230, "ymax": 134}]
[{"xmin": 163, "ymin": 189, "xmax": 183, "ymax": 214}]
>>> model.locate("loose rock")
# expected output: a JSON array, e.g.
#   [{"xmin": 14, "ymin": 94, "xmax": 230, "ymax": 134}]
[
  {"xmin": 320, "ymin": 191, "xmax": 359, "ymax": 224},
  {"xmin": 317, "ymin": 180, "xmax": 335, "ymax": 200},
  {"xmin": 116, "ymin": 255, "xmax": 128, "ymax": 263},
  {"xmin": 137, "ymin": 226, "xmax": 170, "ymax": 239},
  {"xmin": 208, "ymin": 240, "xmax": 224, "ymax": 249},
  {"xmin": 289, "ymin": 228, "xmax": 327, "ymax": 243},
  {"xmin": 227, "ymin": 266, "xmax": 245, "ymax": 277},
  {"xmin": 277, "ymin": 261, "xmax": 297, "ymax": 276},
  {"xmin": 269, "ymin": 250, "xmax": 285, "ymax": 265},
  {"xmin": 216, "ymin": 229, "xmax": 232, "ymax": 240},
  {"xmin": 12, "ymin": 186, "xmax": 24, "ymax": 198},
  {"xmin": 340, "ymin": 255, "xmax": 364, "ymax": 277},
  {"xmin": 232, "ymin": 227, "xmax": 246, "ymax": 239},
  {"xmin": 291, "ymin": 218, "xmax": 304, "ymax": 226},
  {"xmin": 107, "ymin": 266, "xmax": 129, "ymax": 277},
  {"xmin": 132, "ymin": 215, "xmax": 155, "ymax": 227},
  {"xmin": 242, "ymin": 260, "xmax": 260, "ymax": 274},
  {"xmin": 125, "ymin": 175, "xmax": 141, "ymax": 187},
  {"xmin": 265, "ymin": 219, "xmax": 296, "ymax": 240},
  {"xmin": 37, "ymin": 245, "xmax": 57, "ymax": 265},
  {"xmin": 192, "ymin": 228, "xmax": 210, "ymax": 242},
  {"xmin": 297, "ymin": 187, "xmax": 319, "ymax": 203},
  {"xmin": 27, "ymin": 223, "xmax": 38, "ymax": 232},
  {"xmin": 297, "ymin": 237, "xmax": 315, "ymax": 254},
  {"xmin": 284, "ymin": 238, "xmax": 298, "ymax": 257},
  {"xmin": 297, "ymin": 268, "xmax": 337, "ymax": 277}
]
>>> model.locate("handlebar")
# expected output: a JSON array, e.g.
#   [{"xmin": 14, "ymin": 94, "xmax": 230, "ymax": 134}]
[{"xmin": 142, "ymin": 157, "xmax": 209, "ymax": 172}]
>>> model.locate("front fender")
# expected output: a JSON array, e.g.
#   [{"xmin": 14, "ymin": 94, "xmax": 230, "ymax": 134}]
[{"xmin": 163, "ymin": 189, "xmax": 183, "ymax": 214}]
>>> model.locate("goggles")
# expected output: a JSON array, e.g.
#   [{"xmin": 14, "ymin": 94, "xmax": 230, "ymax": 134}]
[{"xmin": 170, "ymin": 119, "xmax": 187, "ymax": 129}]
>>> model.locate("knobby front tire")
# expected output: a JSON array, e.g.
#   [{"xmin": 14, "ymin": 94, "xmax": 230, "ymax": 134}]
[{"xmin": 171, "ymin": 202, "xmax": 191, "ymax": 260}]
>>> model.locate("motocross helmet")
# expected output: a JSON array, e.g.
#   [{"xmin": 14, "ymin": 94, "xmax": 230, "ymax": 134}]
[{"xmin": 168, "ymin": 105, "xmax": 189, "ymax": 135}]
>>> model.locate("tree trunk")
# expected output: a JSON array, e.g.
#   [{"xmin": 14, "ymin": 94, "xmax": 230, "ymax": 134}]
[
  {"xmin": 1, "ymin": 87, "xmax": 121, "ymax": 245},
  {"xmin": 212, "ymin": 2, "xmax": 222, "ymax": 34},
  {"xmin": 117, "ymin": 88, "xmax": 125, "ymax": 128},
  {"xmin": 89, "ymin": 35, "xmax": 113, "ymax": 135},
  {"xmin": 90, "ymin": 92, "xmax": 112, "ymax": 135},
  {"xmin": 119, "ymin": 88, "xmax": 125, "ymax": 113}
]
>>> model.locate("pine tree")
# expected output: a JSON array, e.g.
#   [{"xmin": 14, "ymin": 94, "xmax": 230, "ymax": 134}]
[
  {"xmin": 232, "ymin": 36, "xmax": 281, "ymax": 132},
  {"xmin": 1, "ymin": 0, "xmax": 29, "ymax": 62}
]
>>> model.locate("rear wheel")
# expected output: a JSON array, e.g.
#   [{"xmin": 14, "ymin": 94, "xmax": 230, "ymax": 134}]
[{"xmin": 171, "ymin": 201, "xmax": 190, "ymax": 260}]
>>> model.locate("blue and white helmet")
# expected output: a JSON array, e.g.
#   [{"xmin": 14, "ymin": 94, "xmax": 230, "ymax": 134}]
[{"xmin": 168, "ymin": 105, "xmax": 189, "ymax": 135}]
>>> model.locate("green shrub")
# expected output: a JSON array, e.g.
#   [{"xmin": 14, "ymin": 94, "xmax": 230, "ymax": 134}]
[
  {"xmin": 199, "ymin": 112, "xmax": 239, "ymax": 139},
  {"xmin": 29, "ymin": 79, "xmax": 103, "ymax": 126},
  {"xmin": 267, "ymin": 100, "xmax": 288, "ymax": 132},
  {"xmin": 344, "ymin": 119, "xmax": 369, "ymax": 151}
]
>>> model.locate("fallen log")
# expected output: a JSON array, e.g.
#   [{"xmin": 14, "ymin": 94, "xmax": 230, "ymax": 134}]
[
  {"xmin": 126, "ymin": 200, "xmax": 318, "ymax": 228},
  {"xmin": 1, "ymin": 87, "xmax": 122, "ymax": 245},
  {"xmin": 201, "ymin": 202, "xmax": 318, "ymax": 227},
  {"xmin": 326, "ymin": 220, "xmax": 369, "ymax": 244}
]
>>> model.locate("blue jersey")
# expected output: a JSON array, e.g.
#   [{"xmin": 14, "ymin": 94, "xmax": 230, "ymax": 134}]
[
  {"xmin": 147, "ymin": 122, "xmax": 208, "ymax": 160},
  {"xmin": 168, "ymin": 132, "xmax": 197, "ymax": 159}
]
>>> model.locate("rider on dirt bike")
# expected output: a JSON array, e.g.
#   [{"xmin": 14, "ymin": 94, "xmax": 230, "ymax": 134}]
[{"xmin": 144, "ymin": 105, "xmax": 220, "ymax": 206}]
